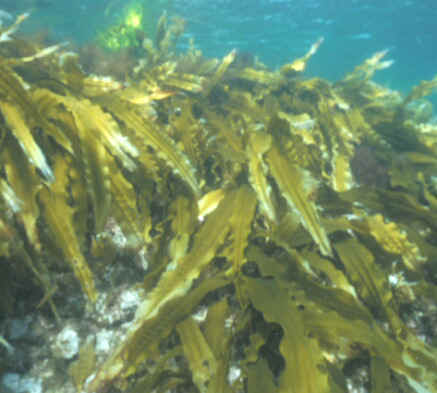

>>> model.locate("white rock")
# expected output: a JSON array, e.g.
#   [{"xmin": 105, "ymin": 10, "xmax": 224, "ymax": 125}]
[
  {"xmin": 52, "ymin": 326, "xmax": 80, "ymax": 359},
  {"xmin": 120, "ymin": 289, "xmax": 141, "ymax": 311},
  {"xmin": 95, "ymin": 329, "xmax": 113, "ymax": 354},
  {"xmin": 2, "ymin": 373, "xmax": 42, "ymax": 393},
  {"xmin": 228, "ymin": 366, "xmax": 241, "ymax": 385}
]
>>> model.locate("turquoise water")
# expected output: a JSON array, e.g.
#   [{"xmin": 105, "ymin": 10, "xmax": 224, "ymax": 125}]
[
  {"xmin": 171, "ymin": 0, "xmax": 436, "ymax": 102},
  {"xmin": 2, "ymin": 0, "xmax": 435, "ymax": 107}
]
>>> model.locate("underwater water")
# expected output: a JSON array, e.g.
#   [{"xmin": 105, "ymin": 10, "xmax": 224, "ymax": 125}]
[
  {"xmin": 176, "ymin": 0, "xmax": 437, "ymax": 108},
  {"xmin": 2, "ymin": 0, "xmax": 435, "ymax": 107}
]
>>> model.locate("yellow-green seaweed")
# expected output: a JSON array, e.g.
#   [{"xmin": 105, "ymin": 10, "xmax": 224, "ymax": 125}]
[{"xmin": 1, "ymin": 11, "xmax": 437, "ymax": 393}]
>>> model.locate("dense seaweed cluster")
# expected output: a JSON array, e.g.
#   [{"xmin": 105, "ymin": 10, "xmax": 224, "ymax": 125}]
[{"xmin": 1, "ymin": 11, "xmax": 437, "ymax": 393}]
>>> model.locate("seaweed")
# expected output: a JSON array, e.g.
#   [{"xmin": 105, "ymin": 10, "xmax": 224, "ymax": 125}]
[{"xmin": 1, "ymin": 11, "xmax": 437, "ymax": 393}]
